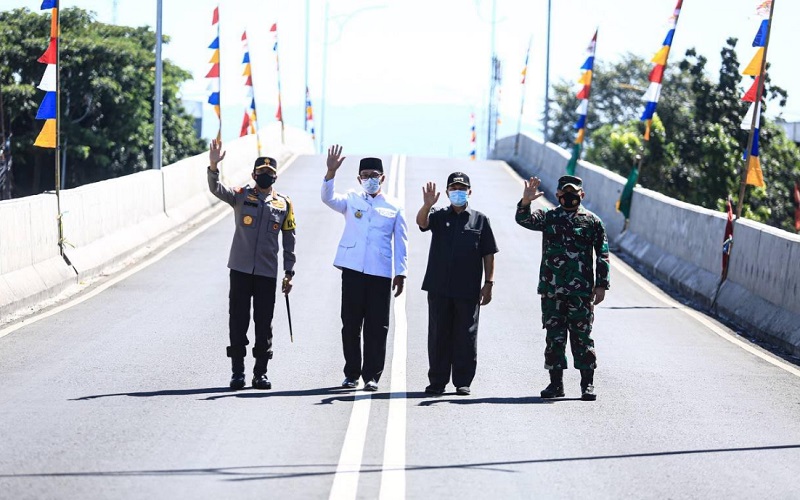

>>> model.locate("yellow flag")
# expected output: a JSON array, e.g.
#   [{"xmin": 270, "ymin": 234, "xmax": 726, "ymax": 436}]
[
  {"xmin": 243, "ymin": 63, "xmax": 252, "ymax": 77},
  {"xmin": 745, "ymin": 156, "xmax": 765, "ymax": 188},
  {"xmin": 651, "ymin": 46, "xmax": 670, "ymax": 65},
  {"xmin": 578, "ymin": 70, "xmax": 593, "ymax": 86},
  {"xmin": 644, "ymin": 119, "xmax": 652, "ymax": 141},
  {"xmin": 34, "ymin": 119, "xmax": 56, "ymax": 148},
  {"xmin": 209, "ymin": 49, "xmax": 220, "ymax": 64},
  {"xmin": 50, "ymin": 8, "xmax": 59, "ymax": 37},
  {"xmin": 743, "ymin": 48, "xmax": 765, "ymax": 76},
  {"xmin": 576, "ymin": 129, "xmax": 585, "ymax": 144}
]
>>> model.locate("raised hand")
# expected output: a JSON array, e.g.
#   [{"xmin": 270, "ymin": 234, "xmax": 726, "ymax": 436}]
[
  {"xmin": 422, "ymin": 182, "xmax": 440, "ymax": 207},
  {"xmin": 209, "ymin": 139, "xmax": 226, "ymax": 171},
  {"xmin": 326, "ymin": 145, "xmax": 346, "ymax": 178},
  {"xmin": 522, "ymin": 177, "xmax": 544, "ymax": 205}
]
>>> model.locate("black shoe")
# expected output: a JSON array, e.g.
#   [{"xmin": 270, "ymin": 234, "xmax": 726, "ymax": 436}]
[
  {"xmin": 230, "ymin": 373, "xmax": 246, "ymax": 390},
  {"xmin": 581, "ymin": 384, "xmax": 596, "ymax": 401},
  {"xmin": 456, "ymin": 386, "xmax": 471, "ymax": 396},
  {"xmin": 540, "ymin": 383, "xmax": 565, "ymax": 399},
  {"xmin": 425, "ymin": 385, "xmax": 445, "ymax": 395},
  {"xmin": 341, "ymin": 378, "xmax": 358, "ymax": 389},
  {"xmin": 363, "ymin": 381, "xmax": 379, "ymax": 392},
  {"xmin": 252, "ymin": 374, "xmax": 272, "ymax": 390}
]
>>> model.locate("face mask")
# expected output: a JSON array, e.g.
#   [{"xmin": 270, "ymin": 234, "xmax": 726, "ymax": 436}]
[
  {"xmin": 361, "ymin": 177, "xmax": 381, "ymax": 195},
  {"xmin": 559, "ymin": 191, "xmax": 581, "ymax": 210},
  {"xmin": 448, "ymin": 189, "xmax": 469, "ymax": 207},
  {"xmin": 255, "ymin": 173, "xmax": 276, "ymax": 189}
]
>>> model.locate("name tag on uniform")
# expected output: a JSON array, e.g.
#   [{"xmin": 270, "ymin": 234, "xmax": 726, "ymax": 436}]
[
  {"xmin": 244, "ymin": 201, "xmax": 258, "ymax": 207},
  {"xmin": 374, "ymin": 207, "xmax": 396, "ymax": 218}
]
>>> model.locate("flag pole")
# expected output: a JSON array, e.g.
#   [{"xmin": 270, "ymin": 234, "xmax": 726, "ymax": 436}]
[
  {"xmin": 515, "ymin": 36, "xmax": 531, "ymax": 156},
  {"xmin": 54, "ymin": 2, "xmax": 64, "ymax": 257},
  {"xmin": 734, "ymin": 0, "xmax": 775, "ymax": 221},
  {"xmin": 153, "ymin": 0, "xmax": 163, "ymax": 171}
]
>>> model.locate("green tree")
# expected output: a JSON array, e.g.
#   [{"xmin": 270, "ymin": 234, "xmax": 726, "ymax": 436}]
[
  {"xmin": 0, "ymin": 7, "xmax": 204, "ymax": 197},
  {"xmin": 548, "ymin": 38, "xmax": 800, "ymax": 232}
]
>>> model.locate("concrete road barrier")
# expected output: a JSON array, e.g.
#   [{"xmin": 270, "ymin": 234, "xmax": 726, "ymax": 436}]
[
  {"xmin": 492, "ymin": 133, "xmax": 800, "ymax": 356},
  {"xmin": 0, "ymin": 124, "xmax": 313, "ymax": 322}
]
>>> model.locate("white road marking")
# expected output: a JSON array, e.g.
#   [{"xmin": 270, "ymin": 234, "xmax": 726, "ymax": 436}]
[
  {"xmin": 330, "ymin": 154, "xmax": 401, "ymax": 499},
  {"xmin": 0, "ymin": 155, "xmax": 299, "ymax": 340},
  {"xmin": 379, "ymin": 154, "xmax": 408, "ymax": 500},
  {"xmin": 500, "ymin": 160, "xmax": 800, "ymax": 378}
]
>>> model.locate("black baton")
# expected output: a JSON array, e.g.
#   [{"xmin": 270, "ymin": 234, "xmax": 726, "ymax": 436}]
[{"xmin": 284, "ymin": 293, "xmax": 293, "ymax": 343}]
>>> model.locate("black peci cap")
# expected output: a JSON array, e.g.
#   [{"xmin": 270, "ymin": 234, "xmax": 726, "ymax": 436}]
[
  {"xmin": 447, "ymin": 171, "xmax": 471, "ymax": 188},
  {"xmin": 359, "ymin": 157, "xmax": 383, "ymax": 173}
]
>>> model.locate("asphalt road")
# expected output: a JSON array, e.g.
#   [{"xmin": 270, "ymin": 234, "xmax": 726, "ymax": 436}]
[{"xmin": 1, "ymin": 153, "xmax": 799, "ymax": 500}]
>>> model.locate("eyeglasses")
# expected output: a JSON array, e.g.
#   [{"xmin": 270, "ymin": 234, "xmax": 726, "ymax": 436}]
[{"xmin": 359, "ymin": 172, "xmax": 381, "ymax": 180}]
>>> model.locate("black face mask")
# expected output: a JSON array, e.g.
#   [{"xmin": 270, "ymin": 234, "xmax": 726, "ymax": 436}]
[
  {"xmin": 559, "ymin": 191, "xmax": 581, "ymax": 210},
  {"xmin": 255, "ymin": 173, "xmax": 276, "ymax": 189}
]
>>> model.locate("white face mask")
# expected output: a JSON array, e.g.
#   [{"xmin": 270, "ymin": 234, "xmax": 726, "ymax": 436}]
[{"xmin": 361, "ymin": 177, "xmax": 381, "ymax": 195}]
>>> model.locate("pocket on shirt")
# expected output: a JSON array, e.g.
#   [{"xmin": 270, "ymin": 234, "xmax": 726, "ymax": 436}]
[
  {"xmin": 461, "ymin": 228, "xmax": 481, "ymax": 249},
  {"xmin": 239, "ymin": 207, "xmax": 259, "ymax": 229},
  {"xmin": 267, "ymin": 214, "xmax": 282, "ymax": 233}
]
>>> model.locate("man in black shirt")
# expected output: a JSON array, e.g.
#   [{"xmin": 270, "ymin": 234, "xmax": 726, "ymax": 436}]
[{"xmin": 416, "ymin": 172, "xmax": 498, "ymax": 396}]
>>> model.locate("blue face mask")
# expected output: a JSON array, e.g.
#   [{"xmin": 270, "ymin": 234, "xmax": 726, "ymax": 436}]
[
  {"xmin": 448, "ymin": 189, "xmax": 469, "ymax": 207},
  {"xmin": 361, "ymin": 177, "xmax": 381, "ymax": 195}
]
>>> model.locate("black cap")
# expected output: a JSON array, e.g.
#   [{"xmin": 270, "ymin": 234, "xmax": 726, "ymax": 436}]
[
  {"xmin": 557, "ymin": 175, "xmax": 583, "ymax": 191},
  {"xmin": 359, "ymin": 157, "xmax": 383, "ymax": 173},
  {"xmin": 447, "ymin": 171, "xmax": 471, "ymax": 188},
  {"xmin": 253, "ymin": 156, "xmax": 278, "ymax": 173}
]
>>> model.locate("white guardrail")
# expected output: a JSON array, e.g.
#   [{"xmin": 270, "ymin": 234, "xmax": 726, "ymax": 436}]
[
  {"xmin": 0, "ymin": 123, "xmax": 314, "ymax": 322},
  {"xmin": 492, "ymin": 133, "xmax": 800, "ymax": 357}
]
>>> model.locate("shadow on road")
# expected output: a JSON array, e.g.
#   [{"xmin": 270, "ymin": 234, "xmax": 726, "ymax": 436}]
[
  {"xmin": 317, "ymin": 391, "xmax": 431, "ymax": 405},
  {"xmin": 417, "ymin": 396, "xmax": 584, "ymax": 406},
  {"xmin": 72, "ymin": 386, "xmax": 346, "ymax": 401},
  {"xmin": 3, "ymin": 444, "xmax": 799, "ymax": 481}
]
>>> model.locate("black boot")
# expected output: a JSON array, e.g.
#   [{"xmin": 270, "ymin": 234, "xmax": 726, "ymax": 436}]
[
  {"xmin": 580, "ymin": 369, "xmax": 596, "ymax": 401},
  {"xmin": 540, "ymin": 369, "xmax": 565, "ymax": 398},
  {"xmin": 227, "ymin": 346, "xmax": 246, "ymax": 390},
  {"xmin": 252, "ymin": 346, "xmax": 272, "ymax": 390}
]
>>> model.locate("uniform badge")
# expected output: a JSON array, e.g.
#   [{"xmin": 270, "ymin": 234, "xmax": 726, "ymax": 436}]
[
  {"xmin": 247, "ymin": 193, "xmax": 259, "ymax": 202},
  {"xmin": 243, "ymin": 215, "xmax": 254, "ymax": 226},
  {"xmin": 446, "ymin": 222, "xmax": 450, "ymax": 227},
  {"xmin": 355, "ymin": 210, "xmax": 363, "ymax": 219},
  {"xmin": 272, "ymin": 222, "xmax": 279, "ymax": 230}
]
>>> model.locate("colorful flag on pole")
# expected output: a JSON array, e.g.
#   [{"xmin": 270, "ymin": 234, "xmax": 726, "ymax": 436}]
[
  {"xmin": 793, "ymin": 181, "xmax": 800, "ymax": 233},
  {"xmin": 738, "ymin": 1, "xmax": 772, "ymax": 189},
  {"xmin": 722, "ymin": 196, "xmax": 734, "ymax": 275},
  {"xmin": 616, "ymin": 164, "xmax": 639, "ymax": 219},
  {"xmin": 567, "ymin": 30, "xmax": 597, "ymax": 176},
  {"xmin": 305, "ymin": 86, "xmax": 316, "ymax": 142},
  {"xmin": 34, "ymin": 1, "xmax": 58, "ymax": 148},
  {"xmin": 470, "ymin": 113, "xmax": 477, "ymax": 160},
  {"xmin": 240, "ymin": 31, "xmax": 258, "ymax": 138},
  {"xmin": 207, "ymin": 6, "xmax": 221, "ymax": 141},
  {"xmin": 270, "ymin": 23, "xmax": 283, "ymax": 123},
  {"xmin": 640, "ymin": 0, "xmax": 683, "ymax": 141}
]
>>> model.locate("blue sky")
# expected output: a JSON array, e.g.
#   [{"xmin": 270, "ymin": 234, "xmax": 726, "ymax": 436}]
[{"xmin": 2, "ymin": 0, "xmax": 798, "ymax": 156}]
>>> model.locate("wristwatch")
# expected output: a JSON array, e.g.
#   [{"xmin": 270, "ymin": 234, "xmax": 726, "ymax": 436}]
[
  {"xmin": 285, "ymin": 270, "xmax": 295, "ymax": 277},
  {"xmin": 485, "ymin": 280, "xmax": 494, "ymax": 285}
]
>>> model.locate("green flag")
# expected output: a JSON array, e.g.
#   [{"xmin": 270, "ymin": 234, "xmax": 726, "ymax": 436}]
[
  {"xmin": 566, "ymin": 143, "xmax": 581, "ymax": 176},
  {"xmin": 616, "ymin": 166, "xmax": 639, "ymax": 219}
]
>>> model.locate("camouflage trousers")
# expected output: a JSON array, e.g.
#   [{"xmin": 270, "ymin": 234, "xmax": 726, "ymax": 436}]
[{"xmin": 541, "ymin": 293, "xmax": 597, "ymax": 370}]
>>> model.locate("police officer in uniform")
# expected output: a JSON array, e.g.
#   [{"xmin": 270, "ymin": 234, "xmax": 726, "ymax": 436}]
[
  {"xmin": 417, "ymin": 172, "xmax": 498, "ymax": 396},
  {"xmin": 207, "ymin": 139, "xmax": 296, "ymax": 390},
  {"xmin": 515, "ymin": 175, "xmax": 609, "ymax": 401},
  {"xmin": 322, "ymin": 145, "xmax": 408, "ymax": 392}
]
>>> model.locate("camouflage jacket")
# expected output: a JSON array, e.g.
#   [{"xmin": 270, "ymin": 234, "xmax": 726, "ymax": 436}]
[{"xmin": 515, "ymin": 201, "xmax": 610, "ymax": 297}]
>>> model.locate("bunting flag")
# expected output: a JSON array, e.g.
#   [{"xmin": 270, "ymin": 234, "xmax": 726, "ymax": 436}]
[
  {"xmin": 793, "ymin": 181, "xmax": 800, "ymax": 232},
  {"xmin": 469, "ymin": 113, "xmax": 477, "ymax": 160},
  {"xmin": 738, "ymin": 1, "xmax": 772, "ymax": 189},
  {"xmin": 239, "ymin": 31, "xmax": 258, "ymax": 138},
  {"xmin": 515, "ymin": 36, "xmax": 532, "ymax": 155},
  {"xmin": 616, "ymin": 165, "xmax": 639, "ymax": 219},
  {"xmin": 722, "ymin": 196, "xmax": 734, "ymax": 275},
  {"xmin": 305, "ymin": 86, "xmax": 316, "ymax": 142},
  {"xmin": 640, "ymin": 0, "xmax": 683, "ymax": 141},
  {"xmin": 567, "ymin": 30, "xmax": 597, "ymax": 176},
  {"xmin": 207, "ymin": 6, "xmax": 221, "ymax": 140},
  {"xmin": 34, "ymin": 1, "xmax": 58, "ymax": 148}
]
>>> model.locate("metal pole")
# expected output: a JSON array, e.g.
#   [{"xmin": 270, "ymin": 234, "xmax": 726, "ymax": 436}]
[
  {"xmin": 304, "ymin": 0, "xmax": 310, "ymax": 132},
  {"xmin": 54, "ymin": 4, "xmax": 64, "ymax": 255},
  {"xmin": 486, "ymin": 0, "xmax": 496, "ymax": 158},
  {"xmin": 320, "ymin": 0, "xmax": 329, "ymax": 154},
  {"xmin": 153, "ymin": 0, "xmax": 163, "ymax": 170},
  {"xmin": 543, "ymin": 0, "xmax": 552, "ymax": 143}
]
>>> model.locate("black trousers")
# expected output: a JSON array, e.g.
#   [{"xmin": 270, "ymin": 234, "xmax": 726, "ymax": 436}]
[
  {"xmin": 341, "ymin": 268, "xmax": 391, "ymax": 383},
  {"xmin": 228, "ymin": 269, "xmax": 276, "ymax": 376},
  {"xmin": 427, "ymin": 293, "xmax": 481, "ymax": 389}
]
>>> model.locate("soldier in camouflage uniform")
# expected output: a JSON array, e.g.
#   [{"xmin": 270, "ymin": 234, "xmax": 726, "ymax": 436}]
[{"xmin": 515, "ymin": 175, "xmax": 610, "ymax": 401}]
